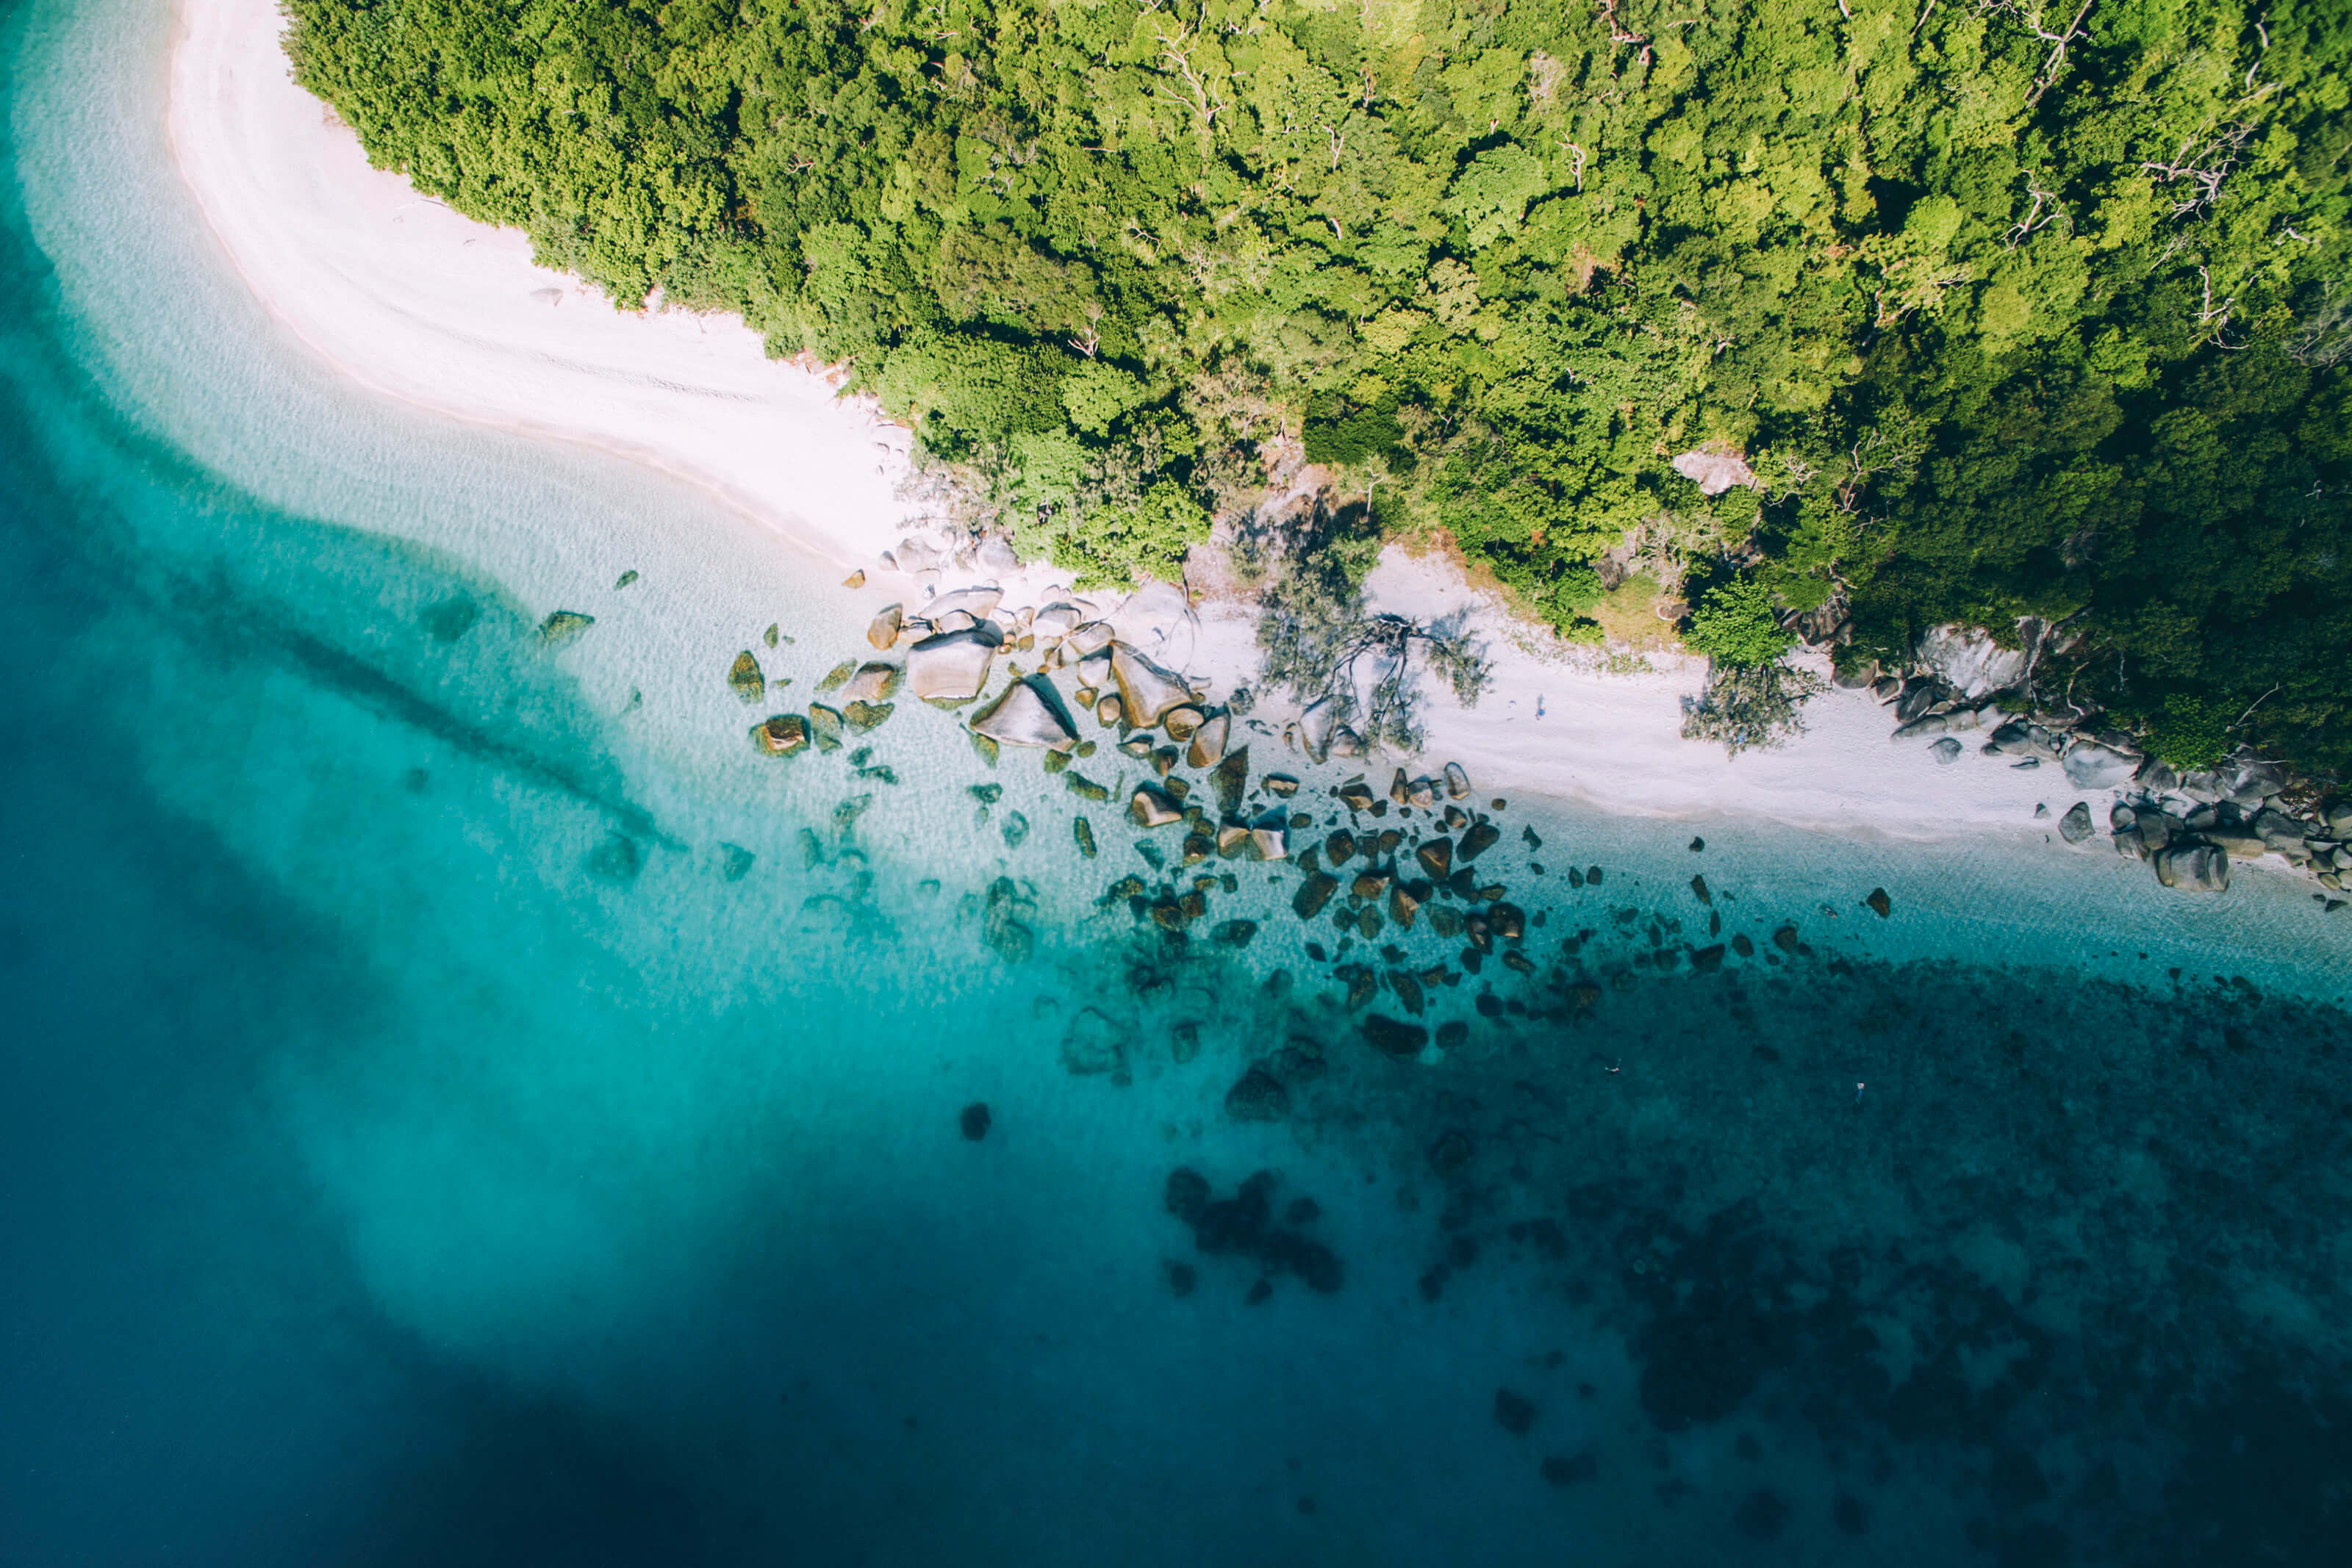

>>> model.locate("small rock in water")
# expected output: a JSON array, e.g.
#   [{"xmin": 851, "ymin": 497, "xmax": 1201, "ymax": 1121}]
[
  {"xmin": 1689, "ymin": 835, "xmax": 1704, "ymax": 852},
  {"xmin": 806, "ymin": 704, "xmax": 844, "ymax": 751},
  {"xmin": 1930, "ymin": 736, "xmax": 1964, "ymax": 763},
  {"xmin": 1061, "ymin": 1007, "xmax": 1125, "ymax": 1075},
  {"xmin": 586, "ymin": 832, "xmax": 645, "ymax": 884},
  {"xmin": 1444, "ymin": 761, "xmax": 1471, "ymax": 799},
  {"xmin": 1073, "ymin": 816, "xmax": 1097, "ymax": 858},
  {"xmin": 717, "ymin": 844, "xmax": 756, "ymax": 882},
  {"xmin": 539, "ymin": 610, "xmax": 595, "ymax": 647},
  {"xmin": 614, "ymin": 569, "xmax": 639, "ymax": 589},
  {"xmin": 867, "ymin": 603, "xmax": 903, "ymax": 650},
  {"xmin": 843, "ymin": 700, "xmax": 894, "ymax": 733},
  {"xmin": 1493, "ymin": 1389, "xmax": 1538, "ymax": 1435},
  {"xmin": 1363, "ymin": 1014, "xmax": 1427, "ymax": 1057},
  {"xmin": 1690, "ymin": 874, "xmax": 1712, "ymax": 905},
  {"xmin": 843, "ymin": 661, "xmax": 900, "ymax": 702},
  {"xmin": 1542, "ymin": 1453, "xmax": 1598, "ymax": 1488},
  {"xmin": 1223, "ymin": 1065, "xmax": 1290, "ymax": 1121},
  {"xmin": 2059, "ymin": 801, "xmax": 2094, "ymax": 844},
  {"xmin": 959, "ymin": 1102, "xmax": 992, "ymax": 1140},
  {"xmin": 750, "ymin": 713, "xmax": 808, "ymax": 756},
  {"xmin": 1865, "ymin": 888, "xmax": 1893, "ymax": 918},
  {"xmin": 842, "ymin": 569, "xmax": 866, "ymax": 589},
  {"xmin": 1000, "ymin": 810, "xmax": 1030, "ymax": 849},
  {"xmin": 728, "ymin": 650, "xmax": 766, "ymax": 703},
  {"xmin": 763, "ymin": 622, "xmax": 779, "ymax": 647},
  {"xmin": 817, "ymin": 660, "xmax": 857, "ymax": 693}
]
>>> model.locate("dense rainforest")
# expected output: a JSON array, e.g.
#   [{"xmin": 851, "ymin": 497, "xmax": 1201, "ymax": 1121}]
[{"xmin": 285, "ymin": 0, "xmax": 2351, "ymax": 777}]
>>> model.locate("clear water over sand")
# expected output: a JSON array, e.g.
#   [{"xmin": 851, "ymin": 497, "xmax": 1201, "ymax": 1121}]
[{"xmin": 2, "ymin": 2, "xmax": 2348, "ymax": 1564}]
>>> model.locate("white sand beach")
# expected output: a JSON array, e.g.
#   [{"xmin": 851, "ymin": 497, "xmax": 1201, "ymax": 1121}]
[{"xmin": 165, "ymin": 0, "xmax": 2138, "ymax": 847}]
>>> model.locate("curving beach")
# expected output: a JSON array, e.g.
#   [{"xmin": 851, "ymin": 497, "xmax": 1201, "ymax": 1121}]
[{"xmin": 161, "ymin": 0, "xmax": 2247, "ymax": 849}]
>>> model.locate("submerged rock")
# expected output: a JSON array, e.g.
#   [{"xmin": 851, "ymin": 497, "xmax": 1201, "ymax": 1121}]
[
  {"xmin": 806, "ymin": 703, "xmax": 845, "ymax": 751},
  {"xmin": 1224, "ymin": 1065, "xmax": 1291, "ymax": 1121},
  {"xmin": 586, "ymin": 832, "xmax": 645, "ymax": 884},
  {"xmin": 539, "ymin": 609, "xmax": 595, "ymax": 647},
  {"xmin": 1294, "ymin": 871, "xmax": 1340, "ymax": 920},
  {"xmin": 728, "ymin": 650, "xmax": 767, "ymax": 703},
  {"xmin": 842, "ymin": 661, "xmax": 901, "ymax": 702},
  {"xmin": 1130, "ymin": 785, "xmax": 1184, "ymax": 829},
  {"xmin": 1417, "ymin": 838, "xmax": 1453, "ymax": 879},
  {"xmin": 1061, "ymin": 1007, "xmax": 1127, "ymax": 1076},
  {"xmin": 750, "ymin": 713, "xmax": 808, "ymax": 756},
  {"xmin": 2059, "ymin": 801, "xmax": 2094, "ymax": 843},
  {"xmin": 1459, "ymin": 821, "xmax": 1502, "ymax": 862},
  {"xmin": 1213, "ymin": 747, "xmax": 1250, "ymax": 814},
  {"xmin": 1363, "ymin": 1014, "xmax": 1428, "ymax": 1057},
  {"xmin": 1073, "ymin": 816, "xmax": 1097, "ymax": 858},
  {"xmin": 842, "ymin": 700, "xmax": 894, "ymax": 733},
  {"xmin": 959, "ymin": 1102, "xmax": 992, "ymax": 1140}
]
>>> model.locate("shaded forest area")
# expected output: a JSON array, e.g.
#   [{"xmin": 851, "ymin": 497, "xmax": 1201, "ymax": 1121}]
[{"xmin": 287, "ymin": 0, "xmax": 2350, "ymax": 776}]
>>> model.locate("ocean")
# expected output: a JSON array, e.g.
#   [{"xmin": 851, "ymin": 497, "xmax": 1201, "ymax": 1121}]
[{"xmin": 1, "ymin": 1, "xmax": 2347, "ymax": 1564}]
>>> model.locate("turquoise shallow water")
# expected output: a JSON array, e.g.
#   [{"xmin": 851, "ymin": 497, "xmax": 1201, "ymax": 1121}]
[{"xmin": 4, "ymin": 2, "xmax": 2350, "ymax": 1564}]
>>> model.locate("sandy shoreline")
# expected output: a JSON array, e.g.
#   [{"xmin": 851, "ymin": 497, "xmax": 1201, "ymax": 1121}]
[{"xmin": 166, "ymin": 0, "xmax": 2126, "ymax": 846}]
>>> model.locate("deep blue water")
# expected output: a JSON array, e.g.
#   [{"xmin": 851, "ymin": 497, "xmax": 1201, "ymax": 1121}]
[{"xmin": 3, "ymin": 3, "xmax": 2350, "ymax": 1565}]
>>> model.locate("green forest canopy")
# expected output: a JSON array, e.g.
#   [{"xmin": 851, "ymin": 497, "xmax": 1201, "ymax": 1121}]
[{"xmin": 287, "ymin": 0, "xmax": 2351, "ymax": 777}]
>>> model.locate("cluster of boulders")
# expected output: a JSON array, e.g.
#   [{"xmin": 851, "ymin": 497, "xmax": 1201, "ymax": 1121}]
[
  {"xmin": 2098, "ymin": 796, "xmax": 2352, "ymax": 897},
  {"xmin": 1860, "ymin": 622, "xmax": 2347, "ymax": 902}
]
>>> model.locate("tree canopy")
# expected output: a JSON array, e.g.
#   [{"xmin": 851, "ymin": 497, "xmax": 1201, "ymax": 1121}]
[{"xmin": 287, "ymin": 0, "xmax": 2352, "ymax": 777}]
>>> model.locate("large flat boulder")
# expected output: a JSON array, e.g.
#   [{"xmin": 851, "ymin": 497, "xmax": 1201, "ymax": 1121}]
[
  {"xmin": 1186, "ymin": 711, "xmax": 1230, "ymax": 769},
  {"xmin": 2063, "ymin": 741, "xmax": 2141, "ymax": 790},
  {"xmin": 1298, "ymin": 697, "xmax": 1336, "ymax": 763},
  {"xmin": 2154, "ymin": 844, "xmax": 2230, "ymax": 891},
  {"xmin": 925, "ymin": 584, "xmax": 1003, "ymax": 622},
  {"xmin": 970, "ymin": 676, "xmax": 1078, "ymax": 752},
  {"xmin": 1915, "ymin": 624, "xmax": 2031, "ymax": 700},
  {"xmin": 1671, "ymin": 450, "xmax": 1755, "ymax": 496},
  {"xmin": 906, "ymin": 627, "xmax": 998, "ymax": 703},
  {"xmin": 1109, "ymin": 641, "xmax": 1195, "ymax": 727}
]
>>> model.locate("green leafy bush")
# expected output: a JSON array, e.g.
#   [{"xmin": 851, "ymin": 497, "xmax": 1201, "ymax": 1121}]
[{"xmin": 1683, "ymin": 578, "xmax": 1796, "ymax": 669}]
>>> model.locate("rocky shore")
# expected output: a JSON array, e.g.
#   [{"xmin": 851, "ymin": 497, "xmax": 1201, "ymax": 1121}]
[{"xmin": 1838, "ymin": 621, "xmax": 2350, "ymax": 906}]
